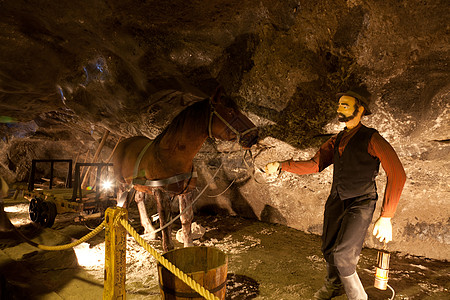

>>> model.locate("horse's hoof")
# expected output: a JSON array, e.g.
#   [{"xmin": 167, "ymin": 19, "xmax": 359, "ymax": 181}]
[{"xmin": 228, "ymin": 210, "xmax": 237, "ymax": 217}]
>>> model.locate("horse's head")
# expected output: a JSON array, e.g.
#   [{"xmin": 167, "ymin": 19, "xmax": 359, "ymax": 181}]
[{"xmin": 208, "ymin": 88, "xmax": 258, "ymax": 149}]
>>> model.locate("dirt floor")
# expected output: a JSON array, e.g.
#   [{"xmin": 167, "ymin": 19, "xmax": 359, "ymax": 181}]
[{"xmin": 0, "ymin": 197, "xmax": 449, "ymax": 300}]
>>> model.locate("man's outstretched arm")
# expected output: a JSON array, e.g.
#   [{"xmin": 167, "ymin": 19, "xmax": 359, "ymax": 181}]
[{"xmin": 369, "ymin": 132, "xmax": 406, "ymax": 243}]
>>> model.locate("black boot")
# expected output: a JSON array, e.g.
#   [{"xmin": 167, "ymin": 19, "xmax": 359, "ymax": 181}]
[
  {"xmin": 339, "ymin": 272, "xmax": 367, "ymax": 300},
  {"xmin": 313, "ymin": 264, "xmax": 345, "ymax": 300}
]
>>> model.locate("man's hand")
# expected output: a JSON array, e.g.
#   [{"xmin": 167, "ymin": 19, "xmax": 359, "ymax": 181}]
[
  {"xmin": 264, "ymin": 162, "xmax": 280, "ymax": 175},
  {"xmin": 373, "ymin": 217, "xmax": 392, "ymax": 243}
]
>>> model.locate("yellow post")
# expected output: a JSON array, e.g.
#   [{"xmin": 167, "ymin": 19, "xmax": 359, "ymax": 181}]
[{"xmin": 103, "ymin": 207, "xmax": 128, "ymax": 300}]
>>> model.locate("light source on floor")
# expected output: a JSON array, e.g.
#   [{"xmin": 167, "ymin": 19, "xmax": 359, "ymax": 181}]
[{"xmin": 74, "ymin": 242, "xmax": 104, "ymax": 267}]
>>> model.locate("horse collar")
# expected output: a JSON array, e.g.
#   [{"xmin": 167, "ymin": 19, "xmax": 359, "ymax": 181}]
[{"xmin": 132, "ymin": 141, "xmax": 197, "ymax": 188}]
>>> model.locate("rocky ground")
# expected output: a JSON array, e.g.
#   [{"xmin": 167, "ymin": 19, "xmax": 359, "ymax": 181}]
[
  {"xmin": 0, "ymin": 197, "xmax": 449, "ymax": 299},
  {"xmin": 1, "ymin": 0, "xmax": 449, "ymax": 267}
]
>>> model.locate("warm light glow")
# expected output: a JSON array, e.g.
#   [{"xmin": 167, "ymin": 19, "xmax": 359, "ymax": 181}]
[
  {"xmin": 4, "ymin": 204, "xmax": 32, "ymax": 226},
  {"xmin": 74, "ymin": 242, "xmax": 104, "ymax": 267},
  {"xmin": 101, "ymin": 179, "xmax": 113, "ymax": 191},
  {"xmin": 4, "ymin": 204, "xmax": 27, "ymax": 213}
]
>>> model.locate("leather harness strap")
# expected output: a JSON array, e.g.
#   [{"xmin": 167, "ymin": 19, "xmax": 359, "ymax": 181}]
[
  {"xmin": 132, "ymin": 171, "xmax": 198, "ymax": 187},
  {"xmin": 208, "ymin": 104, "xmax": 257, "ymax": 144},
  {"xmin": 133, "ymin": 141, "xmax": 153, "ymax": 179}
]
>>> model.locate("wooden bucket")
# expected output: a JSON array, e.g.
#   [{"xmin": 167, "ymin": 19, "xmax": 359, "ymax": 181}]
[{"xmin": 157, "ymin": 246, "xmax": 228, "ymax": 300}]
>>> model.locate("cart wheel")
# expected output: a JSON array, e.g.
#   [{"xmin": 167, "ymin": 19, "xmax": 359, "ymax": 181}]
[
  {"xmin": 40, "ymin": 201, "xmax": 57, "ymax": 227},
  {"xmin": 29, "ymin": 198, "xmax": 41, "ymax": 223},
  {"xmin": 29, "ymin": 198, "xmax": 57, "ymax": 227}
]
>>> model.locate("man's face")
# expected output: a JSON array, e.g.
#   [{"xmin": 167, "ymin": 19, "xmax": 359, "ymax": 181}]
[{"xmin": 337, "ymin": 96, "xmax": 358, "ymax": 122}]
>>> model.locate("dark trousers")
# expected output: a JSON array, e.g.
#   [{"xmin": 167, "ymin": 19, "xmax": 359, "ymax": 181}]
[{"xmin": 321, "ymin": 192, "xmax": 377, "ymax": 277}]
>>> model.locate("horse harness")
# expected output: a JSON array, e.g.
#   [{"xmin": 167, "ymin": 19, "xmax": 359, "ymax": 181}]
[
  {"xmin": 128, "ymin": 140, "xmax": 197, "ymax": 196},
  {"xmin": 208, "ymin": 101, "xmax": 257, "ymax": 144},
  {"xmin": 128, "ymin": 98, "xmax": 255, "ymax": 193}
]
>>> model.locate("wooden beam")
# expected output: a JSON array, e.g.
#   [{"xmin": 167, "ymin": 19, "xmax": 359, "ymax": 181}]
[{"xmin": 81, "ymin": 130, "xmax": 110, "ymax": 189}]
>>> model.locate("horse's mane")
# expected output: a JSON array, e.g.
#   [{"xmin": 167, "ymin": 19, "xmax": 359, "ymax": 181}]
[{"xmin": 153, "ymin": 98, "xmax": 210, "ymax": 148}]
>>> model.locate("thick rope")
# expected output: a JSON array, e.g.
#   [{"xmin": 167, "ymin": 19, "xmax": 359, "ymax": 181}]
[
  {"xmin": 36, "ymin": 219, "xmax": 106, "ymax": 251},
  {"xmin": 119, "ymin": 218, "xmax": 219, "ymax": 300},
  {"xmin": 5, "ymin": 214, "xmax": 106, "ymax": 251}
]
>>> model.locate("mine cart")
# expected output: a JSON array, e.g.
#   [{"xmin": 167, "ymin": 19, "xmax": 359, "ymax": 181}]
[{"xmin": 24, "ymin": 159, "xmax": 116, "ymax": 227}]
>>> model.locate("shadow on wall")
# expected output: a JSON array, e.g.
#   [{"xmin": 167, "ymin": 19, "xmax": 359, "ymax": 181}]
[{"xmin": 260, "ymin": 204, "xmax": 287, "ymax": 225}]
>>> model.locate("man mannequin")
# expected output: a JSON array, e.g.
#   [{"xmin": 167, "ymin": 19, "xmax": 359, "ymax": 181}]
[{"xmin": 265, "ymin": 86, "xmax": 406, "ymax": 300}]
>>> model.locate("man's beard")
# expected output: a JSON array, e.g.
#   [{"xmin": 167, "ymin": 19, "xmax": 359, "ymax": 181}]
[
  {"xmin": 338, "ymin": 113, "xmax": 354, "ymax": 122},
  {"xmin": 338, "ymin": 107, "xmax": 359, "ymax": 122}
]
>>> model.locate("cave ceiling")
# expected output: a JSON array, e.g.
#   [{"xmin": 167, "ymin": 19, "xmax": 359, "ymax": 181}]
[{"xmin": 0, "ymin": 0, "xmax": 449, "ymax": 162}]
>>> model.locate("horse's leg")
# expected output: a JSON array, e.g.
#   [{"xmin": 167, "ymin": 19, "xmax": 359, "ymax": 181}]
[
  {"xmin": 135, "ymin": 191, "xmax": 157, "ymax": 240},
  {"xmin": 154, "ymin": 189, "xmax": 174, "ymax": 252},
  {"xmin": 178, "ymin": 193, "xmax": 194, "ymax": 247},
  {"xmin": 116, "ymin": 183, "xmax": 130, "ymax": 208}
]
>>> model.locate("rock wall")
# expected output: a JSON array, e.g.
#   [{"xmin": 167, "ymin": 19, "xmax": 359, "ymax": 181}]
[
  {"xmin": 0, "ymin": 0, "xmax": 449, "ymax": 259},
  {"xmin": 195, "ymin": 0, "xmax": 450, "ymax": 260}
]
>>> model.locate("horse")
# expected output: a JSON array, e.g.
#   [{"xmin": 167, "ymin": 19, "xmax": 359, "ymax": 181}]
[{"xmin": 113, "ymin": 88, "xmax": 258, "ymax": 252}]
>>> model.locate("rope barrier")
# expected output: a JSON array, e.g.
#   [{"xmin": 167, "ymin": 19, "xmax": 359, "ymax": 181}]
[
  {"xmin": 119, "ymin": 218, "xmax": 219, "ymax": 300},
  {"xmin": 6, "ymin": 215, "xmax": 107, "ymax": 251},
  {"xmin": 37, "ymin": 219, "xmax": 107, "ymax": 251},
  {"xmin": 17, "ymin": 210, "xmax": 217, "ymax": 300},
  {"xmin": 7, "ymin": 140, "xmax": 254, "ymax": 298}
]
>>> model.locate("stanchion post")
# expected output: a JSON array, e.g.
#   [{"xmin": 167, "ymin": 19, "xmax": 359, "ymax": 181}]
[{"xmin": 103, "ymin": 207, "xmax": 128, "ymax": 300}]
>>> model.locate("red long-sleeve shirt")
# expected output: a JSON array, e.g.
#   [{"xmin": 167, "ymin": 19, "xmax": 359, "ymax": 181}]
[{"xmin": 281, "ymin": 123, "xmax": 406, "ymax": 217}]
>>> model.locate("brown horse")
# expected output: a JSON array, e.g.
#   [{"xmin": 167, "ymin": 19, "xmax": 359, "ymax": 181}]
[{"xmin": 113, "ymin": 89, "xmax": 258, "ymax": 252}]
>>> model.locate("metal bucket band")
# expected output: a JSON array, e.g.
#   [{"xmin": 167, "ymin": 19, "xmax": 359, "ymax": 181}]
[{"xmin": 159, "ymin": 279, "xmax": 226, "ymax": 298}]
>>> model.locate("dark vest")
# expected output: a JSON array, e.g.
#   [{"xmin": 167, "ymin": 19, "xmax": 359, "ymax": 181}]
[{"xmin": 331, "ymin": 125, "xmax": 380, "ymax": 200}]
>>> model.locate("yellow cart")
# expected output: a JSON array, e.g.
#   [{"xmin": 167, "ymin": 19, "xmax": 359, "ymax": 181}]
[{"xmin": 23, "ymin": 160, "xmax": 116, "ymax": 227}]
